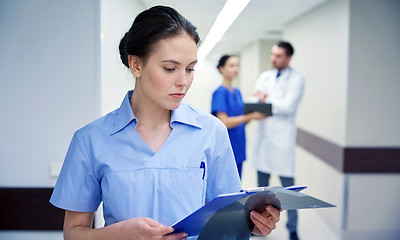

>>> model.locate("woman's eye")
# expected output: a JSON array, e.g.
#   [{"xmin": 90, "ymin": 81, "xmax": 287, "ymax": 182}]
[
  {"xmin": 165, "ymin": 67, "xmax": 175, "ymax": 71},
  {"xmin": 186, "ymin": 68, "xmax": 195, "ymax": 72}
]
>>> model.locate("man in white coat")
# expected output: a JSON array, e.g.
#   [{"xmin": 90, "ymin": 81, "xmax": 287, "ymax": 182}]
[{"xmin": 252, "ymin": 41, "xmax": 305, "ymax": 240}]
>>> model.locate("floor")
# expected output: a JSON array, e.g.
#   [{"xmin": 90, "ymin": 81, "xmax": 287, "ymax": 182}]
[{"xmin": 241, "ymin": 162, "xmax": 341, "ymax": 240}]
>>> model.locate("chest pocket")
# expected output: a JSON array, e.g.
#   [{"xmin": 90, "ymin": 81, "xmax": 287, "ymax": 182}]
[{"xmin": 101, "ymin": 158, "xmax": 206, "ymax": 227}]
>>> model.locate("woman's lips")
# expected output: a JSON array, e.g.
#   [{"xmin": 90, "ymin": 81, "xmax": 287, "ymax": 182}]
[{"xmin": 170, "ymin": 93, "xmax": 185, "ymax": 99}]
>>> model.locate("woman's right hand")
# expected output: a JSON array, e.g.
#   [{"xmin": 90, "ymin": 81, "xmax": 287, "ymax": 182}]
[
  {"xmin": 248, "ymin": 111, "xmax": 267, "ymax": 120},
  {"xmin": 63, "ymin": 211, "xmax": 187, "ymax": 240},
  {"xmin": 119, "ymin": 217, "xmax": 188, "ymax": 240}
]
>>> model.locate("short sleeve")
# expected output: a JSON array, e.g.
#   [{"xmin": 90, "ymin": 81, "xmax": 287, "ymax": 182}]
[
  {"xmin": 211, "ymin": 87, "xmax": 228, "ymax": 116},
  {"xmin": 50, "ymin": 131, "xmax": 102, "ymax": 212},
  {"xmin": 205, "ymin": 121, "xmax": 242, "ymax": 202}
]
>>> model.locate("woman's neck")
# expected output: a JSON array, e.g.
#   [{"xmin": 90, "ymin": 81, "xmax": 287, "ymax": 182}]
[
  {"xmin": 130, "ymin": 90, "xmax": 172, "ymax": 153},
  {"xmin": 130, "ymin": 91, "xmax": 171, "ymax": 128},
  {"xmin": 222, "ymin": 77, "xmax": 233, "ymax": 91}
]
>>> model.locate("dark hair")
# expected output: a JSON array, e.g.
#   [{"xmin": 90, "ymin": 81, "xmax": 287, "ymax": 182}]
[
  {"xmin": 119, "ymin": 5, "xmax": 200, "ymax": 68},
  {"xmin": 217, "ymin": 54, "xmax": 235, "ymax": 69},
  {"xmin": 276, "ymin": 41, "xmax": 294, "ymax": 56}
]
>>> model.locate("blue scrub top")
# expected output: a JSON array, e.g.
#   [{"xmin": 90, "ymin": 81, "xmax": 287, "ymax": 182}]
[
  {"xmin": 50, "ymin": 90, "xmax": 241, "ymax": 228},
  {"xmin": 211, "ymin": 86, "xmax": 246, "ymax": 163}
]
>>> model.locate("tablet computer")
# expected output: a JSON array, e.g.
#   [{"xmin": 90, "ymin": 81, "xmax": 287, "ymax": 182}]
[{"xmin": 244, "ymin": 103, "xmax": 272, "ymax": 116}]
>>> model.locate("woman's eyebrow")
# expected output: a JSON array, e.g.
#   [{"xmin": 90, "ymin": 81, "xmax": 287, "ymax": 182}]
[
  {"xmin": 161, "ymin": 59, "xmax": 198, "ymax": 65},
  {"xmin": 162, "ymin": 59, "xmax": 180, "ymax": 64}
]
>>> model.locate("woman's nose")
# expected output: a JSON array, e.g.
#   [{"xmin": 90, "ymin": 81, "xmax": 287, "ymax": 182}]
[{"xmin": 176, "ymin": 71, "xmax": 188, "ymax": 86}]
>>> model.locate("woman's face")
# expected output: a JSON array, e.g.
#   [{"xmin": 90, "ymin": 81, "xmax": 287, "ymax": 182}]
[
  {"xmin": 219, "ymin": 56, "xmax": 239, "ymax": 80},
  {"xmin": 134, "ymin": 33, "xmax": 197, "ymax": 111}
]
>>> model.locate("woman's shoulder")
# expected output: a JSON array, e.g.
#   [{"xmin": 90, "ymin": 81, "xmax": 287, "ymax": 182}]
[
  {"xmin": 212, "ymin": 85, "xmax": 229, "ymax": 95},
  {"xmin": 233, "ymin": 87, "xmax": 242, "ymax": 95},
  {"xmin": 73, "ymin": 109, "xmax": 119, "ymax": 138}
]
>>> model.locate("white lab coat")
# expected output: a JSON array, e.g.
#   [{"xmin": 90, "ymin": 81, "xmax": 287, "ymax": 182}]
[{"xmin": 251, "ymin": 67, "xmax": 305, "ymax": 177}]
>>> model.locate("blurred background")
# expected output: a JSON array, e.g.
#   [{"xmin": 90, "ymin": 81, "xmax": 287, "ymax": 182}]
[{"xmin": 0, "ymin": 0, "xmax": 399, "ymax": 239}]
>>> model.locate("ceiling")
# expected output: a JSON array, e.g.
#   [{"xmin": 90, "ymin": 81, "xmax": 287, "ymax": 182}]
[{"xmin": 140, "ymin": 0, "xmax": 329, "ymax": 61}]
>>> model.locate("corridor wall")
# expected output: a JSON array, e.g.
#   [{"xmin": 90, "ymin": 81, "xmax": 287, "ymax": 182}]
[{"xmin": 285, "ymin": 0, "xmax": 400, "ymax": 239}]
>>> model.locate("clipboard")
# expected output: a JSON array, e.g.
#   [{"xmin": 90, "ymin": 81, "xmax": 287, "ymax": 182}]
[
  {"xmin": 244, "ymin": 103, "xmax": 272, "ymax": 116},
  {"xmin": 171, "ymin": 185, "xmax": 335, "ymax": 237}
]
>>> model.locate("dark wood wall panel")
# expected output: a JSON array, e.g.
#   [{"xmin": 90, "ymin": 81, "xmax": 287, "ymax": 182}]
[
  {"xmin": 297, "ymin": 128, "xmax": 400, "ymax": 173},
  {"xmin": 296, "ymin": 128, "xmax": 344, "ymax": 171},
  {"xmin": 0, "ymin": 188, "xmax": 64, "ymax": 230},
  {"xmin": 344, "ymin": 148, "xmax": 400, "ymax": 173}
]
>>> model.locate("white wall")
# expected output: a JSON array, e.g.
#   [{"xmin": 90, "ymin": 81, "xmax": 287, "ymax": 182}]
[
  {"xmin": 100, "ymin": 0, "xmax": 145, "ymax": 115},
  {"xmin": 347, "ymin": 0, "xmax": 400, "ymax": 146},
  {"xmin": 296, "ymin": 147, "xmax": 344, "ymax": 237},
  {"xmin": 0, "ymin": 0, "xmax": 100, "ymax": 239},
  {"xmin": 284, "ymin": 1, "xmax": 350, "ymax": 234},
  {"xmin": 344, "ymin": 0, "xmax": 400, "ymax": 238},
  {"xmin": 346, "ymin": 174, "xmax": 400, "ymax": 231},
  {"xmin": 283, "ymin": 0, "xmax": 351, "ymax": 232},
  {"xmin": 239, "ymin": 41, "xmax": 261, "ymax": 101},
  {"xmin": 285, "ymin": 0, "xmax": 350, "ymax": 146},
  {"xmin": 0, "ymin": 0, "xmax": 100, "ymax": 187}
]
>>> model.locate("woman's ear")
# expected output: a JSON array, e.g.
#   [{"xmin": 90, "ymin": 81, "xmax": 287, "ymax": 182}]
[
  {"xmin": 217, "ymin": 66, "xmax": 223, "ymax": 74},
  {"xmin": 128, "ymin": 55, "xmax": 142, "ymax": 78}
]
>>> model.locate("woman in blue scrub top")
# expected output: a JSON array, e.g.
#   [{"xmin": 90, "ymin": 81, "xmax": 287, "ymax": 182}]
[
  {"xmin": 212, "ymin": 55, "xmax": 266, "ymax": 178},
  {"xmin": 50, "ymin": 6, "xmax": 280, "ymax": 240}
]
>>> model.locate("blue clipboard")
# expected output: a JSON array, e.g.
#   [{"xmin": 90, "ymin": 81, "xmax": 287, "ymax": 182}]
[
  {"xmin": 171, "ymin": 185, "xmax": 335, "ymax": 237},
  {"xmin": 171, "ymin": 191, "xmax": 253, "ymax": 236}
]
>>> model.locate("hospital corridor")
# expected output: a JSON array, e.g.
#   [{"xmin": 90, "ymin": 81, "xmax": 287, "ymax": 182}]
[{"xmin": 1, "ymin": 0, "xmax": 399, "ymax": 239}]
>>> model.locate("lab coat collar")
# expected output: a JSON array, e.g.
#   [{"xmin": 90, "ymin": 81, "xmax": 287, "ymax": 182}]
[{"xmin": 275, "ymin": 67, "xmax": 291, "ymax": 78}]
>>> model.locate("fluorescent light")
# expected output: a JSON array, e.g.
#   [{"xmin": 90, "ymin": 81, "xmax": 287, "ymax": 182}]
[{"xmin": 197, "ymin": 0, "xmax": 251, "ymax": 63}]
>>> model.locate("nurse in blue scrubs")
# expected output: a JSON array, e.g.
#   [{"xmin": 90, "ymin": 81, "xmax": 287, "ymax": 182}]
[
  {"xmin": 50, "ymin": 6, "xmax": 280, "ymax": 240},
  {"xmin": 212, "ymin": 55, "xmax": 266, "ymax": 178}
]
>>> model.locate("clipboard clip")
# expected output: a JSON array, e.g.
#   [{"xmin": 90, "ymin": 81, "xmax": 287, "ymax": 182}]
[
  {"xmin": 241, "ymin": 185, "xmax": 307, "ymax": 193},
  {"xmin": 242, "ymin": 186, "xmax": 269, "ymax": 193}
]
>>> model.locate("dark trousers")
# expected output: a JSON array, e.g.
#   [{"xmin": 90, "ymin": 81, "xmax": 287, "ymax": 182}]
[{"xmin": 257, "ymin": 171, "xmax": 298, "ymax": 233}]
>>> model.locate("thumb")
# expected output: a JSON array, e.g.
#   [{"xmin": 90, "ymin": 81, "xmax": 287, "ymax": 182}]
[
  {"xmin": 144, "ymin": 219, "xmax": 173, "ymax": 236},
  {"xmin": 150, "ymin": 226, "xmax": 174, "ymax": 236}
]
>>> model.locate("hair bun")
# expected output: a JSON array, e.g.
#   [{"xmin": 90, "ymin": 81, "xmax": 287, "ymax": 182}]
[
  {"xmin": 119, "ymin": 33, "xmax": 129, "ymax": 68},
  {"xmin": 118, "ymin": 6, "xmax": 200, "ymax": 69}
]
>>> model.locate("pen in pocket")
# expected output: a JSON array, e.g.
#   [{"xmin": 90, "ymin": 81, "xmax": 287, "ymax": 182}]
[{"xmin": 200, "ymin": 161, "xmax": 205, "ymax": 180}]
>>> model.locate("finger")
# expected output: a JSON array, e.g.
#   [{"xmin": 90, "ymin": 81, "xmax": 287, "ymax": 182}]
[
  {"xmin": 251, "ymin": 207, "xmax": 280, "ymax": 236},
  {"xmin": 162, "ymin": 232, "xmax": 188, "ymax": 240},
  {"xmin": 250, "ymin": 215, "xmax": 262, "ymax": 235},
  {"xmin": 250, "ymin": 212, "xmax": 271, "ymax": 236},
  {"xmin": 143, "ymin": 218, "xmax": 174, "ymax": 236},
  {"xmin": 148, "ymin": 225, "xmax": 174, "ymax": 236},
  {"xmin": 266, "ymin": 205, "xmax": 281, "ymax": 222}
]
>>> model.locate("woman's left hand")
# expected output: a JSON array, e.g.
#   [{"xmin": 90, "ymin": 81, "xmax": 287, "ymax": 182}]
[{"xmin": 250, "ymin": 205, "xmax": 282, "ymax": 236}]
